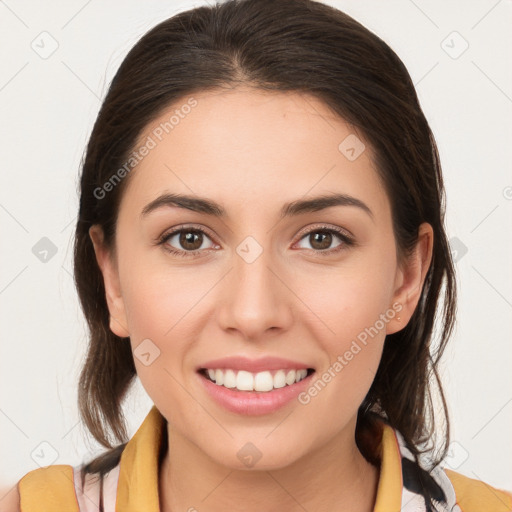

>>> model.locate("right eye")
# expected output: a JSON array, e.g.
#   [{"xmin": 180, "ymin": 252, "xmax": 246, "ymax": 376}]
[{"xmin": 158, "ymin": 226, "xmax": 218, "ymax": 258}]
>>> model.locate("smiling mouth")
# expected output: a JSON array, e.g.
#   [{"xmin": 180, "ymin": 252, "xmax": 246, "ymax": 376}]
[{"xmin": 198, "ymin": 367, "xmax": 316, "ymax": 393}]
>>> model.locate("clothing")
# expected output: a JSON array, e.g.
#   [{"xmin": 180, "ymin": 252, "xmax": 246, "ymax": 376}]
[{"xmin": 18, "ymin": 405, "xmax": 512, "ymax": 511}]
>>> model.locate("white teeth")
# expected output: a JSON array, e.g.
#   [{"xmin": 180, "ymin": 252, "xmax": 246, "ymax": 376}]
[
  {"xmin": 204, "ymin": 368, "xmax": 310, "ymax": 392},
  {"xmin": 254, "ymin": 371, "xmax": 274, "ymax": 392},
  {"xmin": 236, "ymin": 370, "xmax": 254, "ymax": 391},
  {"xmin": 273, "ymin": 370, "xmax": 286, "ymax": 389},
  {"xmin": 285, "ymin": 370, "xmax": 297, "ymax": 385},
  {"xmin": 223, "ymin": 369, "xmax": 237, "ymax": 388}
]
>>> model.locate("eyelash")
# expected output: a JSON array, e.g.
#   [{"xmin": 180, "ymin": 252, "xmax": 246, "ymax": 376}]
[{"xmin": 157, "ymin": 224, "xmax": 355, "ymax": 259}]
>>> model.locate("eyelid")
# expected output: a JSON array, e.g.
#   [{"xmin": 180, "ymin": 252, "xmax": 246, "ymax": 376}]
[
  {"xmin": 295, "ymin": 222, "xmax": 354, "ymax": 240},
  {"xmin": 292, "ymin": 223, "xmax": 356, "ymax": 254},
  {"xmin": 157, "ymin": 223, "xmax": 217, "ymax": 244},
  {"xmin": 157, "ymin": 222, "xmax": 355, "ymax": 257},
  {"xmin": 158, "ymin": 222, "xmax": 353, "ymax": 242}
]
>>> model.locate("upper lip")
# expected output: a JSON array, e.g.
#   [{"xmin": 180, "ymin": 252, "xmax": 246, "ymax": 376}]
[{"xmin": 198, "ymin": 356, "xmax": 314, "ymax": 373}]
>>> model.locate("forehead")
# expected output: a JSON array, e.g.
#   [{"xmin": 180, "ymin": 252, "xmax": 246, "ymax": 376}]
[{"xmin": 120, "ymin": 87, "xmax": 390, "ymax": 222}]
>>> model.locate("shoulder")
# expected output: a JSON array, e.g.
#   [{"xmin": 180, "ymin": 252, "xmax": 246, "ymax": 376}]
[
  {"xmin": 391, "ymin": 425, "xmax": 512, "ymax": 511},
  {"xmin": 0, "ymin": 467, "xmax": 76, "ymax": 512},
  {"xmin": 17, "ymin": 465, "xmax": 79, "ymax": 511},
  {"xmin": 444, "ymin": 468, "xmax": 512, "ymax": 511},
  {"xmin": 15, "ymin": 463, "xmax": 120, "ymax": 512}
]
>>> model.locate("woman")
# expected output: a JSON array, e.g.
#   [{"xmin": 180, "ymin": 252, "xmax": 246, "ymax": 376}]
[{"xmin": 10, "ymin": 0, "xmax": 512, "ymax": 510}]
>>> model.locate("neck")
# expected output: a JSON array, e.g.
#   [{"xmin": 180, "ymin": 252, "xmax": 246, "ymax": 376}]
[{"xmin": 159, "ymin": 420, "xmax": 379, "ymax": 512}]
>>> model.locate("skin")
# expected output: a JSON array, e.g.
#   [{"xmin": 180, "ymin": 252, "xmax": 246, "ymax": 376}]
[{"xmin": 89, "ymin": 87, "xmax": 433, "ymax": 512}]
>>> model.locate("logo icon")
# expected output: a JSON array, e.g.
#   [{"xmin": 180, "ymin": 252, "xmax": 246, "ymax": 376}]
[
  {"xmin": 441, "ymin": 31, "xmax": 469, "ymax": 60},
  {"xmin": 338, "ymin": 134, "xmax": 366, "ymax": 161},
  {"xmin": 236, "ymin": 236, "xmax": 263, "ymax": 264},
  {"xmin": 444, "ymin": 441, "xmax": 469, "ymax": 470},
  {"xmin": 134, "ymin": 338, "xmax": 161, "ymax": 366},
  {"xmin": 449, "ymin": 236, "xmax": 468, "ymax": 263},
  {"xmin": 32, "ymin": 237, "xmax": 58, "ymax": 263},
  {"xmin": 31, "ymin": 31, "xmax": 59, "ymax": 59},
  {"xmin": 237, "ymin": 442, "xmax": 263, "ymax": 468},
  {"xmin": 31, "ymin": 441, "xmax": 59, "ymax": 467}
]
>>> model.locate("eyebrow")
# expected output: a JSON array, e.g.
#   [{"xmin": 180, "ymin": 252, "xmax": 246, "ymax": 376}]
[{"xmin": 140, "ymin": 192, "xmax": 374, "ymax": 222}]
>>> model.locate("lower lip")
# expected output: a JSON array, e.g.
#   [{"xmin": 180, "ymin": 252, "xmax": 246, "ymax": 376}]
[{"xmin": 197, "ymin": 370, "xmax": 315, "ymax": 416}]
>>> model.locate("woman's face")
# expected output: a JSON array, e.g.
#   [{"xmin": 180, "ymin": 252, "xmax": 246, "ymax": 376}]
[{"xmin": 91, "ymin": 87, "xmax": 432, "ymax": 470}]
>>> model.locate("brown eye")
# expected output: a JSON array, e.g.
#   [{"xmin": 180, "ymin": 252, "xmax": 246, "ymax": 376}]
[
  {"xmin": 308, "ymin": 231, "xmax": 334, "ymax": 250},
  {"xmin": 295, "ymin": 226, "xmax": 354, "ymax": 255},
  {"xmin": 159, "ymin": 227, "xmax": 216, "ymax": 257},
  {"xmin": 178, "ymin": 230, "xmax": 204, "ymax": 251}
]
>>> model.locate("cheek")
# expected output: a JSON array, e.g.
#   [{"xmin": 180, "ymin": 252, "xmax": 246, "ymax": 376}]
[
  {"xmin": 302, "ymin": 254, "xmax": 397, "ymax": 346},
  {"xmin": 116, "ymin": 249, "xmax": 202, "ymax": 397},
  {"xmin": 119, "ymin": 247, "xmax": 205, "ymax": 340},
  {"xmin": 121, "ymin": 265, "xmax": 199, "ymax": 420},
  {"xmin": 296, "ymin": 271, "xmax": 393, "ymax": 425},
  {"xmin": 302, "ymin": 252, "xmax": 396, "ymax": 398}
]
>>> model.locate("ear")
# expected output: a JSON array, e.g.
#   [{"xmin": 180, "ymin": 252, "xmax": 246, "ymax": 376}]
[
  {"xmin": 386, "ymin": 222, "xmax": 433, "ymax": 334},
  {"xmin": 89, "ymin": 225, "xmax": 130, "ymax": 338}
]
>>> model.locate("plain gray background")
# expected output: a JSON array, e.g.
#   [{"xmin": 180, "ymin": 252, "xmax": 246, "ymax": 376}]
[{"xmin": 1, "ymin": 0, "xmax": 511, "ymax": 499}]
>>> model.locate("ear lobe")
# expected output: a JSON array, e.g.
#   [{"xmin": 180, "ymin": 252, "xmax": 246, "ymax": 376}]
[
  {"xmin": 386, "ymin": 222, "xmax": 433, "ymax": 334},
  {"xmin": 89, "ymin": 225, "xmax": 130, "ymax": 338}
]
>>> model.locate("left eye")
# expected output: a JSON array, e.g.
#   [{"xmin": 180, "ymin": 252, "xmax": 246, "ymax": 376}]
[{"xmin": 295, "ymin": 229, "xmax": 348, "ymax": 252}]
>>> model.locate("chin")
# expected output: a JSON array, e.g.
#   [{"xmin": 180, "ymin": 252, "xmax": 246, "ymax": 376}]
[{"xmin": 204, "ymin": 439, "xmax": 308, "ymax": 472}]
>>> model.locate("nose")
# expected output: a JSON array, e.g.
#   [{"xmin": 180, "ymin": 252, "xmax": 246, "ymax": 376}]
[{"xmin": 217, "ymin": 241, "xmax": 294, "ymax": 341}]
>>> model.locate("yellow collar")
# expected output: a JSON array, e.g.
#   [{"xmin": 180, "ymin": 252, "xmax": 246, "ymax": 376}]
[{"xmin": 116, "ymin": 405, "xmax": 403, "ymax": 512}]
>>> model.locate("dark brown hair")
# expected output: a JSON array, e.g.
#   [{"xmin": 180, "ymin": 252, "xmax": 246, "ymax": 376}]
[{"xmin": 74, "ymin": 0, "xmax": 456, "ymax": 485}]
